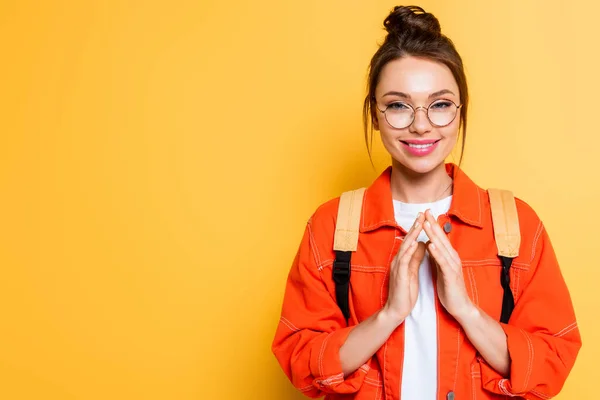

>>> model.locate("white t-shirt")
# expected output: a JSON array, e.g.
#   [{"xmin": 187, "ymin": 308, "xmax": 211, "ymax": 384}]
[{"xmin": 392, "ymin": 195, "xmax": 453, "ymax": 400}]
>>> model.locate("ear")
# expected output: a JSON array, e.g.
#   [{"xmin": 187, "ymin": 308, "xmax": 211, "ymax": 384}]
[
  {"xmin": 372, "ymin": 112, "xmax": 380, "ymax": 131},
  {"xmin": 370, "ymin": 97, "xmax": 380, "ymax": 131}
]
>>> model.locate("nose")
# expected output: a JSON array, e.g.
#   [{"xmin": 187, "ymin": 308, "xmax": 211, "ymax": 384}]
[{"xmin": 409, "ymin": 107, "xmax": 432, "ymax": 135}]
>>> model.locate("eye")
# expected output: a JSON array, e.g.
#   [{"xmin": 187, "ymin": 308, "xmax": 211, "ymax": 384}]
[
  {"xmin": 387, "ymin": 102, "xmax": 411, "ymax": 111},
  {"xmin": 430, "ymin": 100, "xmax": 453, "ymax": 109}
]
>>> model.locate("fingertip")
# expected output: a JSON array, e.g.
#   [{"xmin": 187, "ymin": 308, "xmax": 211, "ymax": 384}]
[{"xmin": 403, "ymin": 240, "xmax": 418, "ymax": 258}]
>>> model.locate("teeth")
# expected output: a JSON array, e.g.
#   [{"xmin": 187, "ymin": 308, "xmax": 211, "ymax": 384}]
[{"xmin": 408, "ymin": 143, "xmax": 434, "ymax": 149}]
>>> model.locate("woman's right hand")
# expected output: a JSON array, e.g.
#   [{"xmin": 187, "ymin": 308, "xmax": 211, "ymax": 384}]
[{"xmin": 381, "ymin": 212, "xmax": 427, "ymax": 326}]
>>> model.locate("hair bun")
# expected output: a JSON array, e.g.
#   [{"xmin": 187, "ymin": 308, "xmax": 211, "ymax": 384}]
[{"xmin": 384, "ymin": 5, "xmax": 441, "ymax": 36}]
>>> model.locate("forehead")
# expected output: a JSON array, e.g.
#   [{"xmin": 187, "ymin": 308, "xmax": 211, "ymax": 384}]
[{"xmin": 376, "ymin": 56, "xmax": 459, "ymax": 98}]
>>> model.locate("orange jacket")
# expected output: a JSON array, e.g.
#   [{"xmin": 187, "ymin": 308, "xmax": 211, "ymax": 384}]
[{"xmin": 272, "ymin": 164, "xmax": 581, "ymax": 400}]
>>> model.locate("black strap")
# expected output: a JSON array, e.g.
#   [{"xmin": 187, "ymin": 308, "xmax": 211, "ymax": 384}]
[
  {"xmin": 499, "ymin": 256, "xmax": 515, "ymax": 324},
  {"xmin": 333, "ymin": 250, "xmax": 351, "ymax": 323},
  {"xmin": 334, "ymin": 250, "xmax": 515, "ymax": 325}
]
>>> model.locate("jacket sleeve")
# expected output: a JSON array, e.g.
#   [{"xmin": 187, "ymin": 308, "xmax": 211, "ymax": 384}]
[
  {"xmin": 271, "ymin": 218, "xmax": 370, "ymax": 397},
  {"xmin": 479, "ymin": 223, "xmax": 582, "ymax": 399}
]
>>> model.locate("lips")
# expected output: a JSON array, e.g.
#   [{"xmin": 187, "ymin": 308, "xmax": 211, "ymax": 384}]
[
  {"xmin": 400, "ymin": 139, "xmax": 441, "ymax": 156},
  {"xmin": 400, "ymin": 139, "xmax": 441, "ymax": 146}
]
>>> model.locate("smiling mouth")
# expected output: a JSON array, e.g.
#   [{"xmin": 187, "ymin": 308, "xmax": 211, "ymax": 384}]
[{"xmin": 400, "ymin": 139, "xmax": 441, "ymax": 149}]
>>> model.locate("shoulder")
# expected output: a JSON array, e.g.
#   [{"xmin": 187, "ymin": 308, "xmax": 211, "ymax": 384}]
[
  {"xmin": 513, "ymin": 196, "xmax": 546, "ymax": 259},
  {"xmin": 293, "ymin": 196, "xmax": 340, "ymax": 268},
  {"xmin": 309, "ymin": 186, "xmax": 368, "ymax": 228},
  {"xmin": 513, "ymin": 196, "xmax": 544, "ymax": 230},
  {"xmin": 304, "ymin": 188, "xmax": 363, "ymax": 263},
  {"xmin": 307, "ymin": 195, "xmax": 341, "ymax": 236},
  {"xmin": 481, "ymin": 186, "xmax": 543, "ymax": 231},
  {"xmin": 482, "ymin": 188, "xmax": 546, "ymax": 266}
]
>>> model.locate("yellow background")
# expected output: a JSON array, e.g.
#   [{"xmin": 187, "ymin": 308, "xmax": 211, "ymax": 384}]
[{"xmin": 0, "ymin": 1, "xmax": 597, "ymax": 399}]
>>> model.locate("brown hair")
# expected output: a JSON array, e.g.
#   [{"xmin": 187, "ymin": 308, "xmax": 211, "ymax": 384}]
[{"xmin": 363, "ymin": 5, "xmax": 469, "ymax": 165}]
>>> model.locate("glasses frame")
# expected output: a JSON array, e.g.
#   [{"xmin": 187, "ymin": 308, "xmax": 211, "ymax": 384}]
[{"xmin": 375, "ymin": 98, "xmax": 463, "ymax": 129}]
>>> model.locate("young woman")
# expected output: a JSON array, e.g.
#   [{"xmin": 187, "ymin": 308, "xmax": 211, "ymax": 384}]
[{"xmin": 272, "ymin": 6, "xmax": 581, "ymax": 399}]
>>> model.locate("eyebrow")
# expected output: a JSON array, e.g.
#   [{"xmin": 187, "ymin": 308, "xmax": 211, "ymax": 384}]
[{"xmin": 382, "ymin": 89, "xmax": 456, "ymax": 100}]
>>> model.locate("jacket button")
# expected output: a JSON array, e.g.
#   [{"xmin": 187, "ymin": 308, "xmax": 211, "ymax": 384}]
[
  {"xmin": 443, "ymin": 222, "xmax": 452, "ymax": 233},
  {"xmin": 446, "ymin": 391, "xmax": 455, "ymax": 400}
]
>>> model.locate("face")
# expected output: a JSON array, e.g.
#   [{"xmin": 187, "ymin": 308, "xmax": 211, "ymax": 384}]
[{"xmin": 373, "ymin": 56, "xmax": 461, "ymax": 175}]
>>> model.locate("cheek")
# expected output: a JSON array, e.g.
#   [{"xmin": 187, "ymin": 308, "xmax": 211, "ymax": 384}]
[
  {"xmin": 440, "ymin": 120, "xmax": 460, "ymax": 142},
  {"xmin": 438, "ymin": 126, "xmax": 460, "ymax": 155},
  {"xmin": 379, "ymin": 126, "xmax": 401, "ymax": 146}
]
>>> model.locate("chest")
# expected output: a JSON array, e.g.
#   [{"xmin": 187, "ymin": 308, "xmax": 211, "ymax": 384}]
[{"xmin": 321, "ymin": 219, "xmax": 530, "ymax": 324}]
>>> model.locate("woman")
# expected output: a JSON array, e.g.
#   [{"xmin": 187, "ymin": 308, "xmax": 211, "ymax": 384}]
[{"xmin": 272, "ymin": 5, "xmax": 581, "ymax": 399}]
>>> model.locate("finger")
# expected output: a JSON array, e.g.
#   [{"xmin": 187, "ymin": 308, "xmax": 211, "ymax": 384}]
[
  {"xmin": 392, "ymin": 231, "xmax": 417, "ymax": 265},
  {"xmin": 423, "ymin": 209, "xmax": 460, "ymax": 264},
  {"xmin": 397, "ymin": 212, "xmax": 425, "ymax": 258},
  {"xmin": 393, "ymin": 240, "xmax": 419, "ymax": 275},
  {"xmin": 400, "ymin": 240, "xmax": 419, "ymax": 265},
  {"xmin": 407, "ymin": 242, "xmax": 426, "ymax": 275},
  {"xmin": 422, "ymin": 215, "xmax": 448, "ymax": 258},
  {"xmin": 405, "ymin": 212, "xmax": 425, "ymax": 242},
  {"xmin": 427, "ymin": 239, "xmax": 457, "ymax": 275},
  {"xmin": 426, "ymin": 241, "xmax": 445, "ymax": 275},
  {"xmin": 423, "ymin": 209, "xmax": 450, "ymax": 248}
]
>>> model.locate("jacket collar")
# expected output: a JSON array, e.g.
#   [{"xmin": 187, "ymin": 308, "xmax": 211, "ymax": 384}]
[{"xmin": 360, "ymin": 163, "xmax": 484, "ymax": 232}]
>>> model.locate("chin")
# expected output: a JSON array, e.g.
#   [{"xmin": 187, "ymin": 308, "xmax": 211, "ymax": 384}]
[{"xmin": 392, "ymin": 155, "xmax": 446, "ymax": 175}]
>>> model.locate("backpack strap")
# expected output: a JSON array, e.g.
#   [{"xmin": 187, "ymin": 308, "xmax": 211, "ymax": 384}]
[
  {"xmin": 332, "ymin": 188, "xmax": 366, "ymax": 324},
  {"xmin": 488, "ymin": 188, "xmax": 521, "ymax": 324}
]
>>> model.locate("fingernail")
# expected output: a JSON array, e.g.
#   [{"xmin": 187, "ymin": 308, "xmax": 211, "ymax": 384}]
[
  {"xmin": 415, "ymin": 221, "xmax": 420, "ymax": 227},
  {"xmin": 425, "ymin": 221, "xmax": 431, "ymax": 228},
  {"xmin": 430, "ymin": 242, "xmax": 436, "ymax": 250}
]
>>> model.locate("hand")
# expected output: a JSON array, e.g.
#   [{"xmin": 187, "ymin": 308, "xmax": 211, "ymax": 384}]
[
  {"xmin": 382, "ymin": 212, "xmax": 427, "ymax": 326},
  {"xmin": 423, "ymin": 209, "xmax": 475, "ymax": 321}
]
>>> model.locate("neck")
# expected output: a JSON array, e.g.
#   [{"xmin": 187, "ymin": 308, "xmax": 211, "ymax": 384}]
[{"xmin": 390, "ymin": 159, "xmax": 453, "ymax": 204}]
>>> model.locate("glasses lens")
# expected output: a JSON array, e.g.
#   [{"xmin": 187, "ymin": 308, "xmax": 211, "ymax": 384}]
[
  {"xmin": 385, "ymin": 102, "xmax": 414, "ymax": 129},
  {"xmin": 428, "ymin": 100, "xmax": 458, "ymax": 127}
]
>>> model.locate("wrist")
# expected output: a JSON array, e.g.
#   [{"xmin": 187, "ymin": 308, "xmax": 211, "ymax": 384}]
[
  {"xmin": 454, "ymin": 302, "xmax": 480, "ymax": 326},
  {"xmin": 378, "ymin": 306, "xmax": 405, "ymax": 329}
]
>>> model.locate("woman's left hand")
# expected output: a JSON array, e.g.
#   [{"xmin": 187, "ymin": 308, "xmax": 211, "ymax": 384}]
[{"xmin": 423, "ymin": 209, "xmax": 475, "ymax": 321}]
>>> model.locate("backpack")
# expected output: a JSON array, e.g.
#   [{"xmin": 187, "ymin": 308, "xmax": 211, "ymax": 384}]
[{"xmin": 332, "ymin": 188, "xmax": 521, "ymax": 325}]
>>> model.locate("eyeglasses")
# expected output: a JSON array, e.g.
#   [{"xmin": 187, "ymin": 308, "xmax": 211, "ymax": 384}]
[{"xmin": 376, "ymin": 99, "xmax": 463, "ymax": 129}]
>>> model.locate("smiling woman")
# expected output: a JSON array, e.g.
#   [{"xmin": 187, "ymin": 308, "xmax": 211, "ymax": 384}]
[
  {"xmin": 374, "ymin": 57, "xmax": 462, "ymax": 178},
  {"xmin": 272, "ymin": 5, "xmax": 581, "ymax": 400}
]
